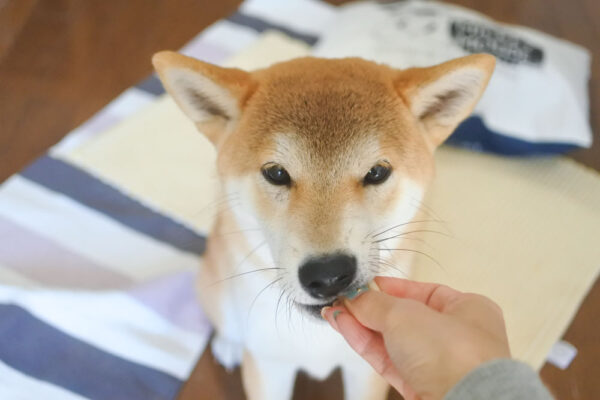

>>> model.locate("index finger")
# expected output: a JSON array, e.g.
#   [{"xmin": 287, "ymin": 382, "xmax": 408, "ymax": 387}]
[
  {"xmin": 322, "ymin": 306, "xmax": 408, "ymax": 395},
  {"xmin": 374, "ymin": 276, "xmax": 463, "ymax": 312}
]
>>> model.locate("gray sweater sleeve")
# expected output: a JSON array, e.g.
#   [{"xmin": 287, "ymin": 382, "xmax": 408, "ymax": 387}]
[{"xmin": 443, "ymin": 359, "xmax": 554, "ymax": 400}]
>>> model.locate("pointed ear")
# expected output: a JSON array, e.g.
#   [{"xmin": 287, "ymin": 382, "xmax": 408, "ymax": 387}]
[
  {"xmin": 152, "ymin": 51, "xmax": 257, "ymax": 147},
  {"xmin": 395, "ymin": 54, "xmax": 495, "ymax": 150}
]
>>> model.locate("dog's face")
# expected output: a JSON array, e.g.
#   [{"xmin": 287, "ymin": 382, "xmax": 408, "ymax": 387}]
[{"xmin": 154, "ymin": 53, "xmax": 494, "ymax": 316}]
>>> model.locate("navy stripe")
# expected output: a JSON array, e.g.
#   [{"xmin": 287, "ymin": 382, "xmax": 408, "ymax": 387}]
[
  {"xmin": 448, "ymin": 116, "xmax": 580, "ymax": 156},
  {"xmin": 227, "ymin": 11, "xmax": 319, "ymax": 45},
  {"xmin": 0, "ymin": 304, "xmax": 182, "ymax": 400},
  {"xmin": 20, "ymin": 156, "xmax": 206, "ymax": 255},
  {"xmin": 136, "ymin": 75, "xmax": 166, "ymax": 96}
]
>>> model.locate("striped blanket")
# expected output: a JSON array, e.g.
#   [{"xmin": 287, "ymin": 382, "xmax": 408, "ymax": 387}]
[
  {"xmin": 3, "ymin": 0, "xmax": 600, "ymax": 398},
  {"xmin": 0, "ymin": 0, "xmax": 335, "ymax": 399}
]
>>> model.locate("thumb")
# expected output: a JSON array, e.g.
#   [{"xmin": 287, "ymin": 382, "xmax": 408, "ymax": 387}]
[
  {"xmin": 343, "ymin": 289, "xmax": 435, "ymax": 334},
  {"xmin": 321, "ymin": 306, "xmax": 414, "ymax": 398}
]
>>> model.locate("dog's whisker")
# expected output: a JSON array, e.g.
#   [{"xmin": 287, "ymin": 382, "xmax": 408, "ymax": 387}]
[
  {"xmin": 286, "ymin": 293, "xmax": 294, "ymax": 331},
  {"xmin": 232, "ymin": 240, "xmax": 268, "ymax": 275},
  {"xmin": 274, "ymin": 285, "xmax": 288, "ymax": 336},
  {"xmin": 300, "ymin": 304, "xmax": 307, "ymax": 336},
  {"xmin": 367, "ymin": 259, "xmax": 382, "ymax": 275},
  {"xmin": 376, "ymin": 257, "xmax": 409, "ymax": 278},
  {"xmin": 372, "ymin": 228, "xmax": 450, "ymax": 244},
  {"xmin": 208, "ymin": 201, "xmax": 242, "ymax": 220},
  {"xmin": 187, "ymin": 193, "xmax": 241, "ymax": 218},
  {"xmin": 206, "ymin": 267, "xmax": 282, "ymax": 287},
  {"xmin": 388, "ymin": 235, "xmax": 437, "ymax": 252},
  {"xmin": 275, "ymin": 284, "xmax": 289, "ymax": 323},
  {"xmin": 410, "ymin": 204, "xmax": 440, "ymax": 223},
  {"xmin": 247, "ymin": 277, "xmax": 282, "ymax": 323},
  {"xmin": 408, "ymin": 194, "xmax": 444, "ymax": 223},
  {"xmin": 203, "ymin": 195, "xmax": 244, "ymax": 217},
  {"xmin": 379, "ymin": 247, "xmax": 444, "ymax": 271},
  {"xmin": 275, "ymin": 289, "xmax": 286, "ymax": 317},
  {"xmin": 370, "ymin": 219, "xmax": 444, "ymax": 239},
  {"xmin": 209, "ymin": 227, "xmax": 263, "ymax": 239}
]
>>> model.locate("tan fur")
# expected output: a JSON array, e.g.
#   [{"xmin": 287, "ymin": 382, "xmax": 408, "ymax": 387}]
[
  {"xmin": 215, "ymin": 57, "xmax": 436, "ymax": 251},
  {"xmin": 220, "ymin": 57, "xmax": 432, "ymax": 178},
  {"xmin": 153, "ymin": 51, "xmax": 495, "ymax": 400}
]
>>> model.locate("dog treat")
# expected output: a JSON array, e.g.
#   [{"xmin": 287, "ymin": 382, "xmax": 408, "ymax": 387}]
[
  {"xmin": 368, "ymin": 280, "xmax": 381, "ymax": 292},
  {"xmin": 341, "ymin": 280, "xmax": 380, "ymax": 301}
]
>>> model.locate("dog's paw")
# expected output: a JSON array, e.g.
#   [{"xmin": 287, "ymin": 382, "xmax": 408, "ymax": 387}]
[{"xmin": 211, "ymin": 335, "xmax": 243, "ymax": 371}]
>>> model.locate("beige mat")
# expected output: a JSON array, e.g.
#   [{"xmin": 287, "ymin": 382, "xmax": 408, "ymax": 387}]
[
  {"xmin": 413, "ymin": 148, "xmax": 600, "ymax": 368},
  {"xmin": 59, "ymin": 31, "xmax": 600, "ymax": 370}
]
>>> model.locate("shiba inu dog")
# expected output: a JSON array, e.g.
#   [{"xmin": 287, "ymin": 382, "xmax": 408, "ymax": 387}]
[{"xmin": 153, "ymin": 51, "xmax": 494, "ymax": 400}]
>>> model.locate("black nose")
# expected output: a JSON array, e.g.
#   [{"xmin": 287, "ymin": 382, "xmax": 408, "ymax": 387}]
[{"xmin": 298, "ymin": 254, "xmax": 357, "ymax": 299}]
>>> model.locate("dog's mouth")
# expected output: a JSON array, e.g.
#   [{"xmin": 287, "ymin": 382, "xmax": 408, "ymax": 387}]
[
  {"xmin": 296, "ymin": 299, "xmax": 336, "ymax": 318},
  {"xmin": 295, "ymin": 282, "xmax": 367, "ymax": 319}
]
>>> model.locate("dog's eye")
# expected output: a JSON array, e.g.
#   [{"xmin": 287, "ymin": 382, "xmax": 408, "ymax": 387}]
[
  {"xmin": 364, "ymin": 163, "xmax": 391, "ymax": 185},
  {"xmin": 262, "ymin": 163, "xmax": 291, "ymax": 186}
]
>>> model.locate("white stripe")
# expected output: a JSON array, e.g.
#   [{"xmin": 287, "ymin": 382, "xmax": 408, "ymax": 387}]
[
  {"xmin": 241, "ymin": 0, "xmax": 337, "ymax": 36},
  {"xmin": 0, "ymin": 264, "xmax": 37, "ymax": 288},
  {"xmin": 0, "ymin": 177, "xmax": 199, "ymax": 281},
  {"xmin": 102, "ymin": 88, "xmax": 155, "ymax": 118},
  {"xmin": 181, "ymin": 37, "xmax": 233, "ymax": 64},
  {"xmin": 189, "ymin": 20, "xmax": 259, "ymax": 55},
  {"xmin": 51, "ymin": 88, "xmax": 155, "ymax": 157},
  {"xmin": 0, "ymin": 360, "xmax": 89, "ymax": 400},
  {"xmin": 0, "ymin": 285, "xmax": 206, "ymax": 380}
]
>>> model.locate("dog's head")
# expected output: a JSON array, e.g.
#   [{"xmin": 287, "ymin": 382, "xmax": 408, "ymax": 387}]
[{"xmin": 153, "ymin": 53, "xmax": 494, "ymax": 315}]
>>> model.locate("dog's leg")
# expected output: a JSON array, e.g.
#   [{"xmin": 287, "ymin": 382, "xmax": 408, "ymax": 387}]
[
  {"xmin": 342, "ymin": 363, "xmax": 389, "ymax": 400},
  {"xmin": 241, "ymin": 350, "xmax": 297, "ymax": 400}
]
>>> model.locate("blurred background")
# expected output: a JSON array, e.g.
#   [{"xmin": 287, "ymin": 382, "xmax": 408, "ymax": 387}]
[{"xmin": 0, "ymin": 1, "xmax": 598, "ymax": 399}]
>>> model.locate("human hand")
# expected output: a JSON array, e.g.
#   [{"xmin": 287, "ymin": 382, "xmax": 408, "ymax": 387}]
[{"xmin": 321, "ymin": 277, "xmax": 511, "ymax": 400}]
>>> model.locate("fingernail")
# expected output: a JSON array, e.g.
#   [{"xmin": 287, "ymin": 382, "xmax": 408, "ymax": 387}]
[
  {"xmin": 321, "ymin": 307, "xmax": 340, "ymax": 331},
  {"xmin": 344, "ymin": 284, "xmax": 369, "ymax": 300},
  {"xmin": 330, "ymin": 310, "xmax": 341, "ymax": 331}
]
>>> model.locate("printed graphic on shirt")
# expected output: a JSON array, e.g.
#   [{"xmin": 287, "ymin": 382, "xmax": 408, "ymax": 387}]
[{"xmin": 450, "ymin": 20, "xmax": 544, "ymax": 65}]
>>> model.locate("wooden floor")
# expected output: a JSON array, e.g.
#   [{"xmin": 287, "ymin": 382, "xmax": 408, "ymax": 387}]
[{"xmin": 1, "ymin": 0, "xmax": 598, "ymax": 399}]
